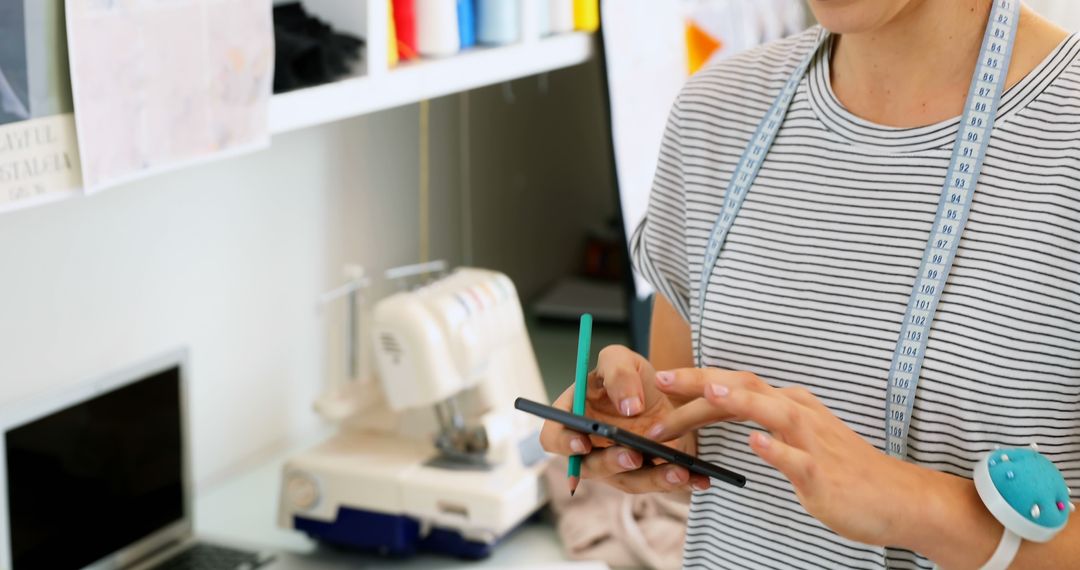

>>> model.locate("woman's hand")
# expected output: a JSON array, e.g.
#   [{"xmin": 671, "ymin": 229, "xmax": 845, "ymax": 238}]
[
  {"xmin": 538, "ymin": 345, "xmax": 711, "ymax": 494},
  {"xmin": 646, "ymin": 368, "xmax": 935, "ymax": 547}
]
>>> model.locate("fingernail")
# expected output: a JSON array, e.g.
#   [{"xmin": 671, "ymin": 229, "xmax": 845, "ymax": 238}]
[
  {"xmin": 618, "ymin": 451, "xmax": 638, "ymax": 470},
  {"xmin": 620, "ymin": 396, "xmax": 642, "ymax": 416},
  {"xmin": 691, "ymin": 480, "xmax": 710, "ymax": 491},
  {"xmin": 656, "ymin": 371, "xmax": 674, "ymax": 386},
  {"xmin": 646, "ymin": 424, "xmax": 664, "ymax": 440},
  {"xmin": 665, "ymin": 468, "xmax": 684, "ymax": 485},
  {"xmin": 754, "ymin": 432, "xmax": 772, "ymax": 449},
  {"xmin": 708, "ymin": 384, "xmax": 730, "ymax": 398},
  {"xmin": 570, "ymin": 438, "xmax": 588, "ymax": 455}
]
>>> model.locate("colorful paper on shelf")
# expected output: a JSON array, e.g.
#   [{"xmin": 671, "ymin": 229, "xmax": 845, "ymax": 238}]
[
  {"xmin": 573, "ymin": 0, "xmax": 599, "ymax": 32},
  {"xmin": 685, "ymin": 20, "xmax": 722, "ymax": 75},
  {"xmin": 457, "ymin": 0, "xmax": 477, "ymax": 48},
  {"xmin": 417, "ymin": 0, "xmax": 460, "ymax": 57},
  {"xmin": 387, "ymin": 0, "xmax": 400, "ymax": 66},
  {"xmin": 65, "ymin": 0, "xmax": 273, "ymax": 193},
  {"xmin": 392, "ymin": 0, "xmax": 419, "ymax": 60},
  {"xmin": 476, "ymin": 0, "xmax": 519, "ymax": 45}
]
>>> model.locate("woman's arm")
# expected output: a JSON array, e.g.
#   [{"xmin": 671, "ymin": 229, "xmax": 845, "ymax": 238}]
[
  {"xmin": 645, "ymin": 368, "xmax": 1080, "ymax": 569},
  {"xmin": 904, "ymin": 472, "xmax": 1080, "ymax": 570},
  {"xmin": 648, "ymin": 294, "xmax": 694, "ymax": 375}
]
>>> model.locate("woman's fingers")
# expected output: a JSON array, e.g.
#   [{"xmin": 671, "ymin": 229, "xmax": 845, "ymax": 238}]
[
  {"xmin": 605, "ymin": 464, "xmax": 712, "ymax": 494},
  {"xmin": 645, "ymin": 397, "xmax": 731, "ymax": 442},
  {"xmin": 580, "ymin": 446, "xmax": 643, "ymax": 479},
  {"xmin": 704, "ymin": 384, "xmax": 810, "ymax": 447},
  {"xmin": 748, "ymin": 431, "xmax": 816, "ymax": 491},
  {"xmin": 594, "ymin": 345, "xmax": 654, "ymax": 416},
  {"xmin": 539, "ymin": 386, "xmax": 592, "ymax": 455},
  {"xmin": 655, "ymin": 368, "xmax": 766, "ymax": 400}
]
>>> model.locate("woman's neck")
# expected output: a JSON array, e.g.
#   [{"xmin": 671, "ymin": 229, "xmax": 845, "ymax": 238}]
[{"xmin": 830, "ymin": 1, "xmax": 1066, "ymax": 128}]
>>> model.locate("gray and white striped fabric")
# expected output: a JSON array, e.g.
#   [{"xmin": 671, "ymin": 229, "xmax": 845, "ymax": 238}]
[{"xmin": 631, "ymin": 26, "xmax": 1080, "ymax": 570}]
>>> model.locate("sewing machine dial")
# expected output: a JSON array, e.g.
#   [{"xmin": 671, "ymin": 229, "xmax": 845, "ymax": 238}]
[{"xmin": 285, "ymin": 471, "xmax": 321, "ymax": 511}]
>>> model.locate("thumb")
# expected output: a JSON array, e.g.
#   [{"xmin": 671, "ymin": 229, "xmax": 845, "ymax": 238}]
[{"xmin": 593, "ymin": 345, "xmax": 664, "ymax": 417}]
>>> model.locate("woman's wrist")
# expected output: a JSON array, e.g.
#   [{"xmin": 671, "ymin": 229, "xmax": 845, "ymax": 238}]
[{"xmin": 894, "ymin": 465, "xmax": 1002, "ymax": 569}]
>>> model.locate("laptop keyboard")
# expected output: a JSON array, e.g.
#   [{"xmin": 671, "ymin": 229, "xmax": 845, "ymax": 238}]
[{"xmin": 152, "ymin": 543, "xmax": 273, "ymax": 570}]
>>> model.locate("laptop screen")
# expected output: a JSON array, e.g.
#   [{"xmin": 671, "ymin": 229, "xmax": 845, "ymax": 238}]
[{"xmin": 5, "ymin": 366, "xmax": 185, "ymax": 569}]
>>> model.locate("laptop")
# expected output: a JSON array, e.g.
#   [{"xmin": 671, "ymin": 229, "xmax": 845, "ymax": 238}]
[{"xmin": 0, "ymin": 350, "xmax": 279, "ymax": 570}]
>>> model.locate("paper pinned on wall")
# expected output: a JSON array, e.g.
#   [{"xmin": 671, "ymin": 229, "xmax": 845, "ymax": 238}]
[
  {"xmin": 0, "ymin": 0, "xmax": 82, "ymax": 213},
  {"xmin": 0, "ymin": 114, "xmax": 82, "ymax": 213},
  {"xmin": 65, "ymin": 0, "xmax": 274, "ymax": 193}
]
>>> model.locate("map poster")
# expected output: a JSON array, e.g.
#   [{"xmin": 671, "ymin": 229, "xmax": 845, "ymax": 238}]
[{"xmin": 66, "ymin": 0, "xmax": 274, "ymax": 193}]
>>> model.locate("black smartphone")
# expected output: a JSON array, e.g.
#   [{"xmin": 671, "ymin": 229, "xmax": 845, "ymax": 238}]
[{"xmin": 515, "ymin": 397, "xmax": 747, "ymax": 488}]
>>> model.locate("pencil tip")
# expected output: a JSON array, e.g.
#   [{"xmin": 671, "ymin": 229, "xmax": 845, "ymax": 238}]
[{"xmin": 570, "ymin": 489, "xmax": 576, "ymax": 497}]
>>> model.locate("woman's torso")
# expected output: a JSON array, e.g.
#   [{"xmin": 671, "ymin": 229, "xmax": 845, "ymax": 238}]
[{"xmin": 632, "ymin": 26, "xmax": 1080, "ymax": 569}]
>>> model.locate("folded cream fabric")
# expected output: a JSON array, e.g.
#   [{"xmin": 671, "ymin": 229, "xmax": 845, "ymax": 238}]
[{"xmin": 544, "ymin": 459, "xmax": 690, "ymax": 570}]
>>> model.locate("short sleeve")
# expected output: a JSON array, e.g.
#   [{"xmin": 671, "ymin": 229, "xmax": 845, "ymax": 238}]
[{"xmin": 630, "ymin": 99, "xmax": 692, "ymax": 323}]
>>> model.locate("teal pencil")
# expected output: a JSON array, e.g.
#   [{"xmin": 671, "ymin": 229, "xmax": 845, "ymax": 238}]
[{"xmin": 567, "ymin": 313, "xmax": 593, "ymax": 496}]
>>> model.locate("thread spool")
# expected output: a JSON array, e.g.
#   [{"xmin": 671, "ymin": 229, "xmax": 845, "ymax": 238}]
[
  {"xmin": 477, "ymin": 0, "xmax": 520, "ymax": 45},
  {"xmin": 417, "ymin": 0, "xmax": 461, "ymax": 56},
  {"xmin": 537, "ymin": 0, "xmax": 551, "ymax": 36},
  {"xmin": 548, "ymin": 0, "xmax": 574, "ymax": 34},
  {"xmin": 387, "ymin": 0, "xmax": 401, "ymax": 66},
  {"xmin": 458, "ymin": 0, "xmax": 477, "ymax": 48},
  {"xmin": 573, "ymin": 0, "xmax": 598, "ymax": 32},
  {"xmin": 392, "ymin": 0, "xmax": 419, "ymax": 60}
]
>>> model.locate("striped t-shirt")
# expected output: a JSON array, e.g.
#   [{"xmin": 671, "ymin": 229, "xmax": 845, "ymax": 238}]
[{"xmin": 631, "ymin": 26, "xmax": 1080, "ymax": 570}]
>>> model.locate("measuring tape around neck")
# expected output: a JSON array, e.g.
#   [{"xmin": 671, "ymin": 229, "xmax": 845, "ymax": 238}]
[{"xmin": 694, "ymin": 0, "xmax": 1022, "ymax": 460}]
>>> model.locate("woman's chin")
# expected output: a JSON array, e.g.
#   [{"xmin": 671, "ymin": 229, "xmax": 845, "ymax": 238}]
[{"xmin": 807, "ymin": 0, "xmax": 914, "ymax": 34}]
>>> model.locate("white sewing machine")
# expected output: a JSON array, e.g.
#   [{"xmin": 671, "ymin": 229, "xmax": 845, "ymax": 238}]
[{"xmin": 277, "ymin": 265, "xmax": 551, "ymax": 558}]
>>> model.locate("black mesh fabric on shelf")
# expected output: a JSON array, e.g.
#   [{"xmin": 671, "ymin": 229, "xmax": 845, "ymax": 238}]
[{"xmin": 273, "ymin": 3, "xmax": 365, "ymax": 93}]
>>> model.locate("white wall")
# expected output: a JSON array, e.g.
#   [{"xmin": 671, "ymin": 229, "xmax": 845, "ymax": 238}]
[
  {"xmin": 0, "ymin": 114, "xmax": 381, "ymax": 488},
  {"xmin": 0, "ymin": 62, "xmax": 614, "ymax": 488},
  {"xmin": 1027, "ymin": 0, "xmax": 1080, "ymax": 31}
]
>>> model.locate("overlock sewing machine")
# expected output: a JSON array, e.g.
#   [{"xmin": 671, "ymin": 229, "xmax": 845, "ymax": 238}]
[{"xmin": 277, "ymin": 263, "xmax": 551, "ymax": 558}]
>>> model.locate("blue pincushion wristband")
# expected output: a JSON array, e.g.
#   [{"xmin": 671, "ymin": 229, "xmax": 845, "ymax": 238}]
[{"xmin": 974, "ymin": 444, "xmax": 1074, "ymax": 543}]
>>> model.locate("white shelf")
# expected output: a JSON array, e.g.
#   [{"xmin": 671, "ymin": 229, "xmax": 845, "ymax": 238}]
[{"xmin": 269, "ymin": 32, "xmax": 595, "ymax": 135}]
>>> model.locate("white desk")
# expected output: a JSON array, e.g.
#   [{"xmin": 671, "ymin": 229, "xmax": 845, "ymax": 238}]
[{"xmin": 194, "ymin": 435, "xmax": 572, "ymax": 569}]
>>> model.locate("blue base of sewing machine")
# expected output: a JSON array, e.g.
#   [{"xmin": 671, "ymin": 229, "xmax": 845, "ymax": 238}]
[{"xmin": 294, "ymin": 507, "xmax": 498, "ymax": 559}]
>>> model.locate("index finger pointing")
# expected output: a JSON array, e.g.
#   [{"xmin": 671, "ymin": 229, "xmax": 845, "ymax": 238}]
[{"xmin": 655, "ymin": 368, "xmax": 764, "ymax": 400}]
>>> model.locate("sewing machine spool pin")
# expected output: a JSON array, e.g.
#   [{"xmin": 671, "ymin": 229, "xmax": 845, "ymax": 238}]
[{"xmin": 386, "ymin": 260, "xmax": 450, "ymax": 292}]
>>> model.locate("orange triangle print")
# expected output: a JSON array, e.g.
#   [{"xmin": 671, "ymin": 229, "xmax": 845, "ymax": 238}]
[{"xmin": 686, "ymin": 21, "xmax": 722, "ymax": 75}]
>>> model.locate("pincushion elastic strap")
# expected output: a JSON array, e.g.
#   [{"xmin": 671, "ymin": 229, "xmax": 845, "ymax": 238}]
[{"xmin": 978, "ymin": 528, "xmax": 1021, "ymax": 570}]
